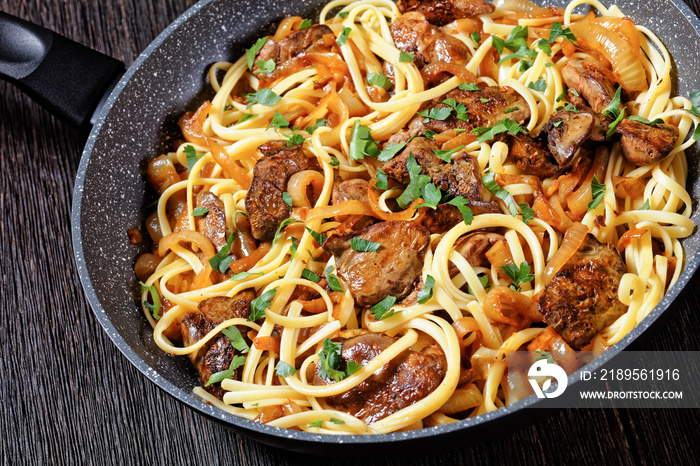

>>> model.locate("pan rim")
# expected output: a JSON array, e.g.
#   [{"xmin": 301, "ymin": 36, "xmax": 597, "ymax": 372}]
[{"xmin": 71, "ymin": 0, "xmax": 700, "ymax": 447}]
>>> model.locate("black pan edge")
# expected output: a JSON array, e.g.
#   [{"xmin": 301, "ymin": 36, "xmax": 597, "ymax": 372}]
[{"xmin": 71, "ymin": 0, "xmax": 700, "ymax": 454}]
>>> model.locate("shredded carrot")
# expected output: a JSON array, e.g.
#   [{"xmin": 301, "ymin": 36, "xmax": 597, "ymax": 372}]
[{"xmin": 206, "ymin": 137, "xmax": 251, "ymax": 190}]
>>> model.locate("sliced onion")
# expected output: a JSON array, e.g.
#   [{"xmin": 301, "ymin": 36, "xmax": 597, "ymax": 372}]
[
  {"xmin": 158, "ymin": 230, "xmax": 216, "ymax": 259},
  {"xmin": 421, "ymin": 62, "xmax": 477, "ymax": 86},
  {"xmin": 207, "ymin": 137, "xmax": 251, "ymax": 190},
  {"xmin": 482, "ymin": 285, "xmax": 542, "ymax": 328},
  {"xmin": 178, "ymin": 101, "xmax": 211, "ymax": 147},
  {"xmin": 134, "ymin": 253, "xmax": 161, "ymax": 282},
  {"xmin": 617, "ymin": 227, "xmax": 648, "ymax": 251},
  {"xmin": 589, "ymin": 17, "xmax": 640, "ymax": 55},
  {"xmin": 147, "ymin": 155, "xmax": 180, "ymax": 195},
  {"xmin": 287, "ymin": 170, "xmax": 325, "ymax": 207},
  {"xmin": 493, "ymin": 0, "xmax": 552, "ymax": 16},
  {"xmin": 568, "ymin": 22, "xmax": 646, "ymax": 92},
  {"xmin": 367, "ymin": 179, "xmax": 423, "ymax": 221},
  {"xmin": 542, "ymin": 221, "xmax": 588, "ymax": 284},
  {"xmin": 228, "ymin": 242, "xmax": 271, "ymax": 273},
  {"xmin": 307, "ymin": 200, "xmax": 376, "ymax": 221}
]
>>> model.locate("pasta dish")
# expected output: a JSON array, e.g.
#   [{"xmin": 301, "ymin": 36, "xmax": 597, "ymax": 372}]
[{"xmin": 134, "ymin": 0, "xmax": 699, "ymax": 434}]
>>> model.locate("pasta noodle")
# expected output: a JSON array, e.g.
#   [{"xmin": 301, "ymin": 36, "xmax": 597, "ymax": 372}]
[{"xmin": 137, "ymin": 0, "xmax": 697, "ymax": 434}]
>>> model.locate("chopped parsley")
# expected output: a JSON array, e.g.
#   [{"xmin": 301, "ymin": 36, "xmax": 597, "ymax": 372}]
[
  {"xmin": 229, "ymin": 271, "xmax": 264, "ymax": 281},
  {"xmin": 209, "ymin": 233, "xmax": 235, "ymax": 273},
  {"xmin": 519, "ymin": 202, "xmax": 535, "ymax": 224},
  {"xmin": 459, "ymin": 82, "xmax": 480, "ymax": 91},
  {"xmin": 492, "ymin": 25, "xmax": 529, "ymax": 55},
  {"xmin": 317, "ymin": 338, "xmax": 361, "ymax": 382},
  {"xmin": 399, "ymin": 51, "xmax": 414, "ymax": 62},
  {"xmin": 205, "ymin": 356, "xmax": 246, "ymax": 386},
  {"xmin": 192, "ymin": 207, "xmax": 209, "ymax": 217},
  {"xmin": 245, "ymin": 88, "xmax": 281, "ymax": 107},
  {"xmin": 302, "ymin": 268, "xmax": 321, "ymax": 282},
  {"xmin": 324, "ymin": 265, "xmax": 343, "ymax": 292},
  {"xmin": 417, "ymin": 275, "xmax": 435, "ymax": 304},
  {"xmin": 256, "ymin": 59, "xmax": 275, "ymax": 74},
  {"xmin": 308, "ymin": 420, "xmax": 324, "ymax": 429},
  {"xmin": 472, "ymin": 119, "xmax": 527, "ymax": 143},
  {"xmin": 222, "ymin": 326, "xmax": 250, "ymax": 354},
  {"xmin": 350, "ymin": 237, "xmax": 381, "ymax": 252},
  {"xmin": 139, "ymin": 281, "xmax": 161, "ymax": 320},
  {"xmin": 371, "ymin": 295, "xmax": 397, "ymax": 320},
  {"xmin": 424, "ymin": 129, "xmax": 437, "ymax": 140},
  {"xmin": 367, "ymin": 72, "xmax": 392, "ymax": 90},
  {"xmin": 417, "ymin": 106, "xmax": 452, "ymax": 123},
  {"xmin": 434, "ymin": 145, "xmax": 464, "ymax": 162},
  {"xmin": 498, "ymin": 46, "xmax": 537, "ymax": 64},
  {"xmin": 447, "ymin": 196, "xmax": 474, "ymax": 225},
  {"xmin": 396, "ymin": 153, "xmax": 431, "ymax": 208},
  {"xmin": 305, "ymin": 226, "xmax": 328, "ymax": 246},
  {"xmin": 299, "ymin": 19, "xmax": 312, "ymax": 30},
  {"xmin": 500, "ymin": 262, "xmax": 535, "ymax": 291},
  {"xmin": 377, "ymin": 140, "xmax": 408, "ymax": 162},
  {"xmin": 248, "ymin": 288, "xmax": 276, "ymax": 321},
  {"xmin": 338, "ymin": 11, "xmax": 349, "ymax": 18},
  {"xmin": 238, "ymin": 113, "xmax": 255, "ymax": 124},
  {"xmin": 640, "ymin": 199, "xmax": 651, "ymax": 210},
  {"xmin": 185, "ymin": 144, "xmax": 200, "ymax": 172},
  {"xmin": 349, "ymin": 121, "xmax": 380, "ymax": 160},
  {"xmin": 268, "ymin": 111, "xmax": 289, "ymax": 130},
  {"xmin": 329, "ymin": 418, "xmax": 345, "ymax": 424},
  {"xmin": 286, "ymin": 133, "xmax": 305, "ymax": 146},
  {"xmin": 275, "ymin": 361, "xmax": 297, "ymax": 377},
  {"xmin": 375, "ymin": 167, "xmax": 389, "ymax": 190},
  {"xmin": 246, "ymin": 37, "xmax": 270, "ymax": 70},
  {"xmin": 282, "ymin": 191, "xmax": 293, "ymax": 208},
  {"xmin": 442, "ymin": 98, "xmax": 469, "ymax": 121},
  {"xmin": 471, "ymin": 31, "xmax": 481, "ymax": 47},
  {"xmin": 628, "ymin": 115, "xmax": 664, "ymax": 126},
  {"xmin": 468, "ymin": 274, "xmax": 490, "ymax": 295},
  {"xmin": 305, "ymin": 118, "xmax": 327, "ymax": 134},
  {"xmin": 588, "ymin": 175, "xmax": 606, "ymax": 211},
  {"xmin": 685, "ymin": 90, "xmax": 700, "ymax": 138},
  {"xmin": 482, "ymin": 171, "xmax": 519, "ymax": 216},
  {"xmin": 528, "ymin": 78, "xmax": 547, "ymax": 92},
  {"xmin": 337, "ymin": 27, "xmax": 351, "ymax": 46},
  {"xmin": 273, "ymin": 218, "xmax": 302, "ymax": 244},
  {"xmin": 416, "ymin": 182, "xmax": 442, "ymax": 210},
  {"xmin": 504, "ymin": 107, "xmax": 519, "ymax": 114}
]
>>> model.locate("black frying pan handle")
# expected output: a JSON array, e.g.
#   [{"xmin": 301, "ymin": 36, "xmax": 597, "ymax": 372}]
[{"xmin": 0, "ymin": 11, "xmax": 125, "ymax": 129}]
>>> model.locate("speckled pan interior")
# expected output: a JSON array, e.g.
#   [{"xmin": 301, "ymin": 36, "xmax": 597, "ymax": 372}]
[{"xmin": 72, "ymin": 0, "xmax": 700, "ymax": 454}]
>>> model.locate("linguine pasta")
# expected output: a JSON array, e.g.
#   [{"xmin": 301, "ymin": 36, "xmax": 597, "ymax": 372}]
[{"xmin": 136, "ymin": 0, "xmax": 698, "ymax": 434}]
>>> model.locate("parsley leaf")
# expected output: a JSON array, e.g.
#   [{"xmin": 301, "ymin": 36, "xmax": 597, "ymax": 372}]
[
  {"xmin": 287, "ymin": 134, "xmax": 305, "ymax": 146},
  {"xmin": 417, "ymin": 183, "xmax": 442, "ymax": 210},
  {"xmin": 459, "ymin": 82, "xmax": 480, "ymax": 91},
  {"xmin": 371, "ymin": 296, "xmax": 397, "ymax": 320},
  {"xmin": 282, "ymin": 191, "xmax": 293, "ymax": 208},
  {"xmin": 305, "ymin": 118, "xmax": 327, "ymax": 134},
  {"xmin": 268, "ymin": 111, "xmax": 289, "ymax": 130},
  {"xmin": 192, "ymin": 207, "xmax": 209, "ymax": 217},
  {"xmin": 417, "ymin": 107, "xmax": 452, "ymax": 123},
  {"xmin": 302, "ymin": 268, "xmax": 321, "ymax": 282},
  {"xmin": 338, "ymin": 11, "xmax": 349, "ymax": 18},
  {"xmin": 396, "ymin": 153, "xmax": 431, "ymax": 208},
  {"xmin": 350, "ymin": 237, "xmax": 381, "ymax": 252},
  {"xmin": 500, "ymin": 262, "xmax": 534, "ymax": 291},
  {"xmin": 275, "ymin": 361, "xmax": 297, "ymax": 377},
  {"xmin": 324, "ymin": 265, "xmax": 343, "ymax": 292},
  {"xmin": 185, "ymin": 144, "xmax": 200, "ymax": 172},
  {"xmin": 498, "ymin": 45, "xmax": 537, "ymax": 64},
  {"xmin": 256, "ymin": 59, "xmax": 275, "ymax": 74},
  {"xmin": 304, "ymin": 226, "xmax": 328, "ymax": 247},
  {"xmin": 273, "ymin": 218, "xmax": 301, "ymax": 244},
  {"xmin": 519, "ymin": 202, "xmax": 535, "ymax": 224},
  {"xmin": 349, "ymin": 121, "xmax": 380, "ymax": 160},
  {"xmin": 209, "ymin": 233, "xmax": 235, "ymax": 273},
  {"xmin": 628, "ymin": 115, "xmax": 663, "ymax": 126},
  {"xmin": 602, "ymin": 86, "xmax": 623, "ymax": 119},
  {"xmin": 492, "ymin": 25, "xmax": 529, "ymax": 54},
  {"xmin": 205, "ymin": 355, "xmax": 246, "ymax": 386},
  {"xmin": 442, "ymin": 98, "xmax": 469, "ymax": 121},
  {"xmin": 375, "ymin": 168, "xmax": 389, "ymax": 190},
  {"xmin": 471, "ymin": 31, "xmax": 481, "ymax": 47},
  {"xmin": 468, "ymin": 274, "xmax": 490, "ymax": 295},
  {"xmin": 588, "ymin": 175, "xmax": 606, "ymax": 211},
  {"xmin": 317, "ymin": 339, "xmax": 346, "ymax": 382},
  {"xmin": 685, "ymin": 90, "xmax": 700, "ymax": 119},
  {"xmin": 308, "ymin": 419, "xmax": 324, "ymax": 428},
  {"xmin": 640, "ymin": 199, "xmax": 651, "ymax": 210},
  {"xmin": 229, "ymin": 271, "xmax": 264, "ymax": 281},
  {"xmin": 337, "ymin": 27, "xmax": 351, "ymax": 46},
  {"xmin": 222, "ymin": 326, "xmax": 250, "ymax": 354},
  {"xmin": 245, "ymin": 88, "xmax": 281, "ymax": 107},
  {"xmin": 447, "ymin": 196, "xmax": 474, "ymax": 225},
  {"xmin": 482, "ymin": 172, "xmax": 519, "ymax": 216},
  {"xmin": 607, "ymin": 108, "xmax": 625, "ymax": 138},
  {"xmin": 424, "ymin": 129, "xmax": 437, "ymax": 140},
  {"xmin": 528, "ymin": 78, "xmax": 547, "ymax": 92},
  {"xmin": 399, "ymin": 51, "xmax": 414, "ymax": 62},
  {"xmin": 246, "ymin": 37, "xmax": 270, "ymax": 70},
  {"xmin": 330, "ymin": 418, "xmax": 345, "ymax": 424},
  {"xmin": 329, "ymin": 156, "xmax": 340, "ymax": 167},
  {"xmin": 473, "ymin": 119, "xmax": 527, "ymax": 143},
  {"xmin": 237, "ymin": 113, "xmax": 255, "ymax": 124},
  {"xmin": 248, "ymin": 288, "xmax": 276, "ymax": 321},
  {"xmin": 417, "ymin": 275, "xmax": 435, "ymax": 304},
  {"xmin": 299, "ymin": 19, "xmax": 312, "ymax": 30},
  {"xmin": 139, "ymin": 281, "xmax": 161, "ymax": 320},
  {"xmin": 367, "ymin": 72, "xmax": 392, "ymax": 90},
  {"xmin": 377, "ymin": 141, "xmax": 408, "ymax": 162},
  {"xmin": 434, "ymin": 145, "xmax": 464, "ymax": 162}
]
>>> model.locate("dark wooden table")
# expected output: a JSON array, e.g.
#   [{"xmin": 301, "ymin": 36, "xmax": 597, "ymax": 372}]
[{"xmin": 2, "ymin": 0, "xmax": 699, "ymax": 464}]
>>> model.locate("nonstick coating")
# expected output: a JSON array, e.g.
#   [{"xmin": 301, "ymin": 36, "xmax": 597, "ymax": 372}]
[{"xmin": 72, "ymin": 0, "xmax": 700, "ymax": 455}]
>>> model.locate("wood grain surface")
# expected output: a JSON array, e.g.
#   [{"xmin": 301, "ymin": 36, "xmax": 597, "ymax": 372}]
[{"xmin": 1, "ymin": 0, "xmax": 699, "ymax": 464}]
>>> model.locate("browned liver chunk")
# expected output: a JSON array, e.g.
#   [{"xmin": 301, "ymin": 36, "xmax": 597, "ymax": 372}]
[
  {"xmin": 397, "ymin": 0, "xmax": 495, "ymax": 26},
  {"xmin": 615, "ymin": 119, "xmax": 679, "ymax": 166},
  {"xmin": 314, "ymin": 333, "xmax": 447, "ymax": 423},
  {"xmin": 561, "ymin": 58, "xmax": 618, "ymax": 114},
  {"xmin": 538, "ymin": 235, "xmax": 627, "ymax": 350},
  {"xmin": 323, "ymin": 221, "xmax": 430, "ymax": 307}
]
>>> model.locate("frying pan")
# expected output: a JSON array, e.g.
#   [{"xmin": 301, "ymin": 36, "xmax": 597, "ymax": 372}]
[{"xmin": 2, "ymin": 0, "xmax": 700, "ymax": 455}]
